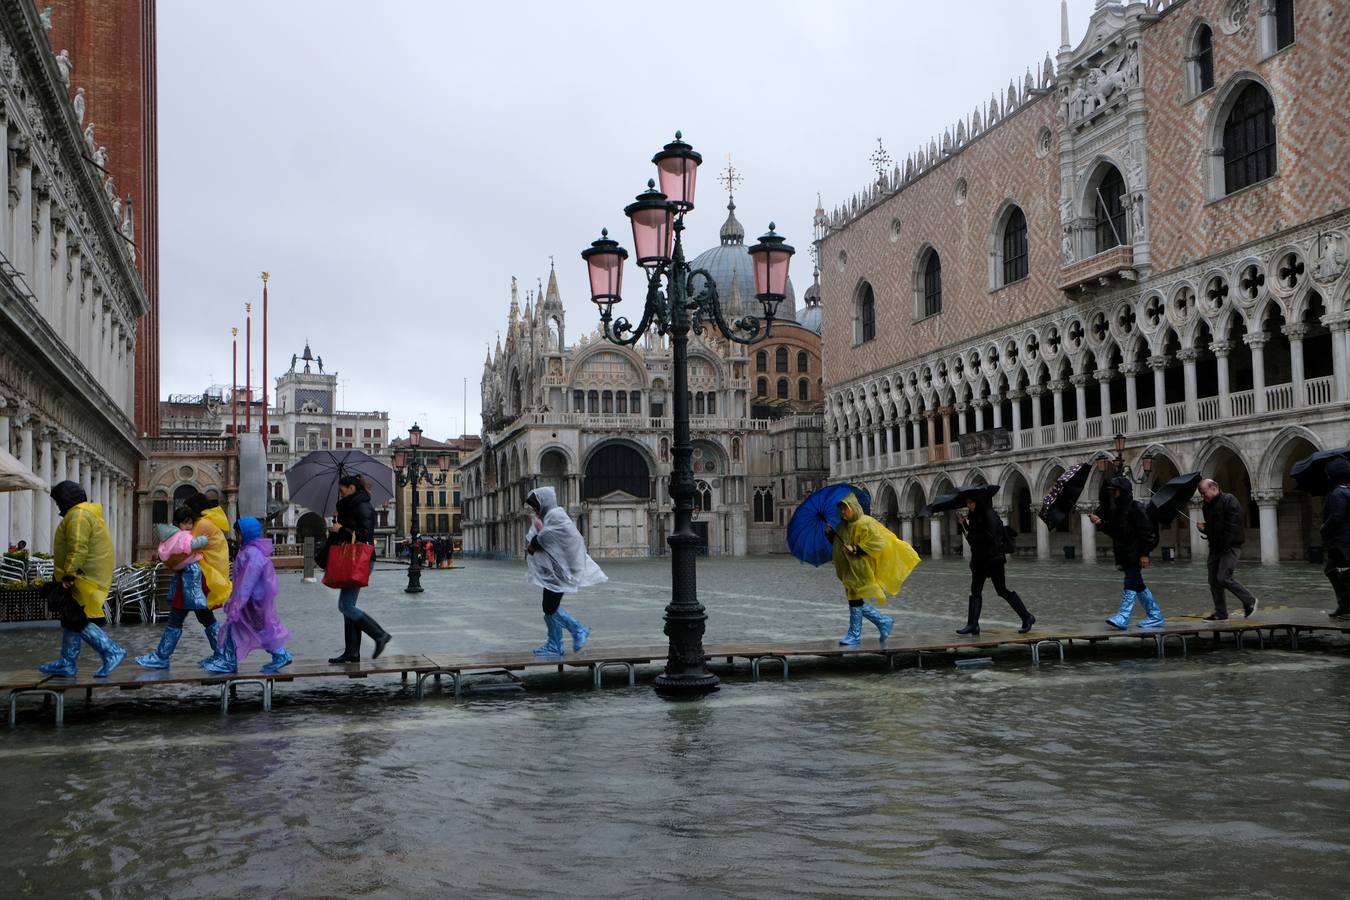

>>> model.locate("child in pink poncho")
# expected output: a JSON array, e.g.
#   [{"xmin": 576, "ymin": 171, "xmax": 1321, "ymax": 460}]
[{"xmin": 201, "ymin": 516, "xmax": 292, "ymax": 674}]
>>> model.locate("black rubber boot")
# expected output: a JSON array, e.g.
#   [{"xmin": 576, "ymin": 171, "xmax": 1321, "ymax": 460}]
[
  {"xmin": 956, "ymin": 595, "xmax": 981, "ymax": 635},
  {"xmin": 357, "ymin": 614, "xmax": 391, "ymax": 660},
  {"xmin": 328, "ymin": 617, "xmax": 360, "ymax": 664},
  {"xmin": 1005, "ymin": 592, "xmax": 1036, "ymax": 633}
]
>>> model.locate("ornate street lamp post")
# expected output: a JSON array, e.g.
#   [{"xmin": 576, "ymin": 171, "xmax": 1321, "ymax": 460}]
[
  {"xmin": 1096, "ymin": 432, "xmax": 1154, "ymax": 484},
  {"xmin": 392, "ymin": 423, "xmax": 449, "ymax": 595},
  {"xmin": 580, "ymin": 132, "xmax": 795, "ymax": 695}
]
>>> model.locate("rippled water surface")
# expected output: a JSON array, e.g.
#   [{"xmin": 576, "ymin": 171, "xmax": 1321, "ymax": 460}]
[{"xmin": 2, "ymin": 557, "xmax": 1348, "ymax": 898}]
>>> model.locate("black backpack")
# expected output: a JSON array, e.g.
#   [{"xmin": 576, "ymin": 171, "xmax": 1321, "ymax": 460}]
[
  {"xmin": 1140, "ymin": 503, "xmax": 1161, "ymax": 552},
  {"xmin": 997, "ymin": 524, "xmax": 1018, "ymax": 556}
]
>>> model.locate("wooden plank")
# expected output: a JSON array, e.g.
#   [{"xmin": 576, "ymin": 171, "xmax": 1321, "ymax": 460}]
[{"xmin": 17, "ymin": 654, "xmax": 440, "ymax": 691}]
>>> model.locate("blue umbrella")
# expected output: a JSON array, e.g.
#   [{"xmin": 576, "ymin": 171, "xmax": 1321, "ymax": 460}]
[
  {"xmin": 786, "ymin": 483, "xmax": 872, "ymax": 566},
  {"xmin": 285, "ymin": 449, "xmax": 395, "ymax": 516}
]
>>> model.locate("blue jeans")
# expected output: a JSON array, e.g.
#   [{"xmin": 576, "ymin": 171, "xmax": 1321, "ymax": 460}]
[{"xmin": 337, "ymin": 556, "xmax": 375, "ymax": 621}]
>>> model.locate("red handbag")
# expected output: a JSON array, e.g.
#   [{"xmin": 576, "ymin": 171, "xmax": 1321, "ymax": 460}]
[{"xmin": 322, "ymin": 535, "xmax": 374, "ymax": 589}]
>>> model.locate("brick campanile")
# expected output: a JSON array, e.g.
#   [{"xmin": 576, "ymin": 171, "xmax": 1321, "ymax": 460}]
[{"xmin": 48, "ymin": 0, "xmax": 160, "ymax": 438}]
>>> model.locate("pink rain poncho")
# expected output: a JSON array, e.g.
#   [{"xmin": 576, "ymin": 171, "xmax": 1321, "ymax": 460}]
[{"xmin": 221, "ymin": 517, "xmax": 290, "ymax": 660}]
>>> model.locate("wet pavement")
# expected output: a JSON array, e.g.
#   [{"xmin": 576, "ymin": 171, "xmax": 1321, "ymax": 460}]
[{"xmin": 2, "ymin": 555, "xmax": 1348, "ymax": 897}]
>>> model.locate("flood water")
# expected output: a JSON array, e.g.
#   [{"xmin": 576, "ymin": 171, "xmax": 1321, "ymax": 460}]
[{"xmin": 2, "ymin": 556, "xmax": 1348, "ymax": 898}]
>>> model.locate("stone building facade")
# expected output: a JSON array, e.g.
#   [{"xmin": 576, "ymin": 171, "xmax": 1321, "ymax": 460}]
[
  {"xmin": 1, "ymin": 1, "xmax": 147, "ymax": 562},
  {"xmin": 461, "ymin": 204, "xmax": 829, "ymax": 559},
  {"xmin": 818, "ymin": 0, "xmax": 1349, "ymax": 564},
  {"xmin": 389, "ymin": 432, "xmax": 481, "ymax": 542}
]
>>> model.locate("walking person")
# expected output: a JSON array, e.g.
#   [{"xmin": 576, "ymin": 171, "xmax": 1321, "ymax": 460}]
[
  {"xmin": 1321, "ymin": 458, "xmax": 1350, "ymax": 620},
  {"xmin": 136, "ymin": 507, "xmax": 217, "ymax": 669},
  {"xmin": 1197, "ymin": 478, "xmax": 1259, "ymax": 621},
  {"xmin": 955, "ymin": 495, "xmax": 1035, "ymax": 635},
  {"xmin": 1091, "ymin": 476, "xmax": 1164, "ymax": 630},
  {"xmin": 326, "ymin": 474, "xmax": 391, "ymax": 663},
  {"xmin": 825, "ymin": 493, "xmax": 920, "ymax": 646},
  {"xmin": 37, "ymin": 481, "xmax": 126, "ymax": 678},
  {"xmin": 185, "ymin": 492, "xmax": 233, "ymax": 660},
  {"xmin": 525, "ymin": 487, "xmax": 604, "ymax": 656},
  {"xmin": 202, "ymin": 516, "xmax": 292, "ymax": 674}
]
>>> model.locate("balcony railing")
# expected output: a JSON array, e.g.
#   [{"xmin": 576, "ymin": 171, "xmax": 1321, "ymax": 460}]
[
  {"xmin": 1165, "ymin": 402, "xmax": 1187, "ymax": 428},
  {"xmin": 1266, "ymin": 383, "xmax": 1294, "ymax": 412},
  {"xmin": 1110, "ymin": 413, "xmax": 1129, "ymax": 434},
  {"xmin": 1057, "ymin": 245, "xmax": 1136, "ymax": 292},
  {"xmin": 143, "ymin": 437, "xmax": 235, "ymax": 454},
  {"xmin": 1197, "ymin": 397, "xmax": 1221, "ymax": 422},
  {"xmin": 1062, "ymin": 421, "xmax": 1079, "ymax": 443},
  {"xmin": 1018, "ymin": 428, "xmax": 1034, "ymax": 449},
  {"xmin": 1040, "ymin": 425, "xmax": 1057, "ymax": 447},
  {"xmin": 1137, "ymin": 408, "xmax": 1157, "ymax": 431},
  {"xmin": 1305, "ymin": 376, "xmax": 1333, "ymax": 406},
  {"xmin": 1085, "ymin": 417, "xmax": 1104, "ymax": 440}
]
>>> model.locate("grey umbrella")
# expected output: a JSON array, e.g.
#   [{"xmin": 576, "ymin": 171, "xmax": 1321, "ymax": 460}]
[{"xmin": 285, "ymin": 449, "xmax": 394, "ymax": 516}]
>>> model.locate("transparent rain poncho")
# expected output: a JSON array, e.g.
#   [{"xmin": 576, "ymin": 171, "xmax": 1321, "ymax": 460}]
[{"xmin": 524, "ymin": 487, "xmax": 608, "ymax": 594}]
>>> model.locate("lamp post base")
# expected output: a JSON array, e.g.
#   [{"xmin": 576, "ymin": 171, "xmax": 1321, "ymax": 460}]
[
  {"xmin": 653, "ymin": 671, "xmax": 720, "ymax": 695},
  {"xmin": 405, "ymin": 566, "xmax": 424, "ymax": 594}
]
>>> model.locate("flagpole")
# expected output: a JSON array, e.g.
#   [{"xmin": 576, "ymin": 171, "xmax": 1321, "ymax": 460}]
[
  {"xmin": 245, "ymin": 302, "xmax": 253, "ymax": 432},
  {"xmin": 231, "ymin": 327, "xmax": 239, "ymax": 437},
  {"xmin": 261, "ymin": 271, "xmax": 270, "ymax": 439}
]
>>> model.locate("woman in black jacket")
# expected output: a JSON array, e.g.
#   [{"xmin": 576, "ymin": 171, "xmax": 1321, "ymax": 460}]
[
  {"xmin": 956, "ymin": 495, "xmax": 1035, "ymax": 635},
  {"xmin": 1091, "ymin": 476, "xmax": 1164, "ymax": 629},
  {"xmin": 327, "ymin": 475, "xmax": 391, "ymax": 663}
]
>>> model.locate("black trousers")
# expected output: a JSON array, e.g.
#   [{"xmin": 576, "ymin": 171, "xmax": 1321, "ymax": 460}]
[
  {"xmin": 542, "ymin": 589, "xmax": 563, "ymax": 615},
  {"xmin": 168, "ymin": 607, "xmax": 216, "ymax": 629},
  {"xmin": 970, "ymin": 557, "xmax": 1016, "ymax": 601}
]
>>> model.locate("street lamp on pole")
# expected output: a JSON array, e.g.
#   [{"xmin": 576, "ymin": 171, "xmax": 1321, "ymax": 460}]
[
  {"xmin": 392, "ymin": 422, "xmax": 449, "ymax": 594},
  {"xmin": 580, "ymin": 132, "xmax": 795, "ymax": 696},
  {"xmin": 1096, "ymin": 432, "xmax": 1155, "ymax": 484}
]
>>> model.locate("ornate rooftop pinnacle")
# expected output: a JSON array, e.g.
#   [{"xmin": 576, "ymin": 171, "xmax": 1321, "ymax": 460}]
[
  {"xmin": 544, "ymin": 263, "xmax": 562, "ymax": 305},
  {"xmin": 720, "ymin": 198, "xmax": 744, "ymax": 246}
]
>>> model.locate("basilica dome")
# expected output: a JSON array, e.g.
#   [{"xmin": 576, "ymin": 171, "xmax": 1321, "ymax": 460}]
[
  {"xmin": 689, "ymin": 199, "xmax": 797, "ymax": 324},
  {"xmin": 797, "ymin": 276, "xmax": 822, "ymax": 335}
]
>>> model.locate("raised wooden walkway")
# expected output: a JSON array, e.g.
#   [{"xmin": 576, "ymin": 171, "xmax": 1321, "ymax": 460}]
[{"xmin": 5, "ymin": 607, "xmax": 1348, "ymax": 724}]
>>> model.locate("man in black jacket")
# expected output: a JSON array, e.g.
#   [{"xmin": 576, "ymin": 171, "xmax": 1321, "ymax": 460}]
[
  {"xmin": 1322, "ymin": 458, "xmax": 1350, "ymax": 619},
  {"xmin": 1197, "ymin": 478, "xmax": 1259, "ymax": 620},
  {"xmin": 1091, "ymin": 476, "xmax": 1164, "ymax": 629}
]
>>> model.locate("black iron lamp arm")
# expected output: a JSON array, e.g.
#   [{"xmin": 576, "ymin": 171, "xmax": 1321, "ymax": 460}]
[{"xmin": 686, "ymin": 267, "xmax": 765, "ymax": 345}]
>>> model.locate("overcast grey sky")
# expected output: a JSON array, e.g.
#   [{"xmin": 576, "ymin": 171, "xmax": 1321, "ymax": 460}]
[{"xmin": 158, "ymin": 0, "xmax": 1100, "ymax": 442}]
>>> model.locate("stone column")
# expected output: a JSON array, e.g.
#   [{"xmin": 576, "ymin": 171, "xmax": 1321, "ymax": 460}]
[
  {"xmin": 50, "ymin": 212, "xmax": 67, "ymax": 334},
  {"xmin": 1072, "ymin": 374, "xmax": 1089, "ymax": 435},
  {"xmin": 1028, "ymin": 386, "xmax": 1043, "ymax": 437},
  {"xmin": 32, "ymin": 175, "xmax": 51, "ymax": 310},
  {"xmin": 1009, "ymin": 391, "xmax": 1024, "ymax": 449},
  {"xmin": 1149, "ymin": 355, "xmax": 1168, "ymax": 425},
  {"xmin": 1050, "ymin": 380, "xmax": 1066, "ymax": 444},
  {"xmin": 991, "ymin": 395, "xmax": 1003, "ymax": 429},
  {"xmin": 0, "ymin": 398, "xmax": 10, "ymax": 552},
  {"xmin": 974, "ymin": 399, "xmax": 987, "ymax": 433},
  {"xmin": 1326, "ymin": 316, "xmax": 1349, "ymax": 402},
  {"xmin": 35, "ymin": 428, "xmax": 54, "ymax": 554},
  {"xmin": 1245, "ymin": 332, "xmax": 1268, "ymax": 413},
  {"xmin": 884, "ymin": 422, "xmax": 895, "ymax": 464},
  {"xmin": 14, "ymin": 413, "xmax": 35, "ymax": 549},
  {"xmin": 1210, "ymin": 341, "xmax": 1232, "ymax": 417},
  {"xmin": 955, "ymin": 402, "xmax": 969, "ymax": 436},
  {"xmin": 929, "ymin": 514, "xmax": 944, "ymax": 561},
  {"xmin": 1254, "ymin": 490, "xmax": 1281, "ymax": 564},
  {"xmin": 1097, "ymin": 369, "xmax": 1114, "ymax": 427},
  {"xmin": 925, "ymin": 412, "xmax": 938, "ymax": 463},
  {"xmin": 944, "ymin": 407, "xmax": 956, "ymax": 454},
  {"xmin": 10, "ymin": 137, "xmax": 33, "ymax": 279},
  {"xmin": 0, "ymin": 116, "xmax": 10, "ymax": 253},
  {"xmin": 1120, "ymin": 363, "xmax": 1140, "ymax": 433},
  {"xmin": 900, "ymin": 515, "xmax": 914, "ymax": 546},
  {"xmin": 909, "ymin": 416, "xmax": 921, "ymax": 460},
  {"xmin": 1177, "ymin": 349, "xmax": 1199, "ymax": 421},
  {"xmin": 67, "ymin": 450, "xmax": 81, "ymax": 492},
  {"xmin": 55, "ymin": 441, "xmax": 68, "ymax": 488},
  {"xmin": 1079, "ymin": 504, "xmax": 1098, "ymax": 564},
  {"xmin": 1186, "ymin": 497, "xmax": 1204, "ymax": 561},
  {"xmin": 80, "ymin": 456, "xmax": 93, "ymax": 498},
  {"xmin": 1036, "ymin": 515, "xmax": 1051, "ymax": 560},
  {"xmin": 1284, "ymin": 323, "xmax": 1308, "ymax": 402}
]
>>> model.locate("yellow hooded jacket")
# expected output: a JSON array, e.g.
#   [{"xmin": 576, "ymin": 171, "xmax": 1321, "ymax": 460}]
[
  {"xmin": 831, "ymin": 493, "xmax": 921, "ymax": 603},
  {"xmin": 53, "ymin": 501, "xmax": 115, "ymax": 618},
  {"xmin": 193, "ymin": 506, "xmax": 233, "ymax": 609}
]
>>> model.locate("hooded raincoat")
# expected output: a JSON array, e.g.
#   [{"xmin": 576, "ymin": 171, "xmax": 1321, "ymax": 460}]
[
  {"xmin": 193, "ymin": 505, "xmax": 233, "ymax": 609},
  {"xmin": 222, "ymin": 517, "xmax": 289, "ymax": 660},
  {"xmin": 525, "ymin": 487, "xmax": 608, "ymax": 594},
  {"xmin": 831, "ymin": 493, "xmax": 921, "ymax": 603},
  {"xmin": 51, "ymin": 482, "xmax": 114, "ymax": 619},
  {"xmin": 1097, "ymin": 476, "xmax": 1154, "ymax": 568}
]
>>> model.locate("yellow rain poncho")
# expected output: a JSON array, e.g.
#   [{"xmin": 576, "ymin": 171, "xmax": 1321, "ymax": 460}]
[
  {"xmin": 53, "ymin": 502, "xmax": 115, "ymax": 618},
  {"xmin": 193, "ymin": 505, "xmax": 233, "ymax": 609},
  {"xmin": 831, "ymin": 494, "xmax": 921, "ymax": 604}
]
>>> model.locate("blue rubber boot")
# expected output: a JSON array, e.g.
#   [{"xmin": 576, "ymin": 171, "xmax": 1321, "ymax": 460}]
[
  {"xmin": 136, "ymin": 625, "xmax": 182, "ymax": 669},
  {"xmin": 80, "ymin": 623, "xmax": 127, "ymax": 677},
  {"xmin": 201, "ymin": 632, "xmax": 238, "ymax": 674},
  {"xmin": 533, "ymin": 614, "xmax": 565, "ymax": 656},
  {"xmin": 1137, "ymin": 589, "xmax": 1165, "ymax": 628},
  {"xmin": 198, "ymin": 620, "xmax": 223, "ymax": 667},
  {"xmin": 839, "ymin": 605, "xmax": 864, "ymax": 646},
  {"xmin": 1107, "ymin": 590, "xmax": 1138, "ymax": 630},
  {"xmin": 860, "ymin": 603, "xmax": 894, "ymax": 641},
  {"xmin": 38, "ymin": 629, "xmax": 82, "ymax": 676},
  {"xmin": 261, "ymin": 647, "xmax": 293, "ymax": 674},
  {"xmin": 555, "ymin": 607, "xmax": 590, "ymax": 652}
]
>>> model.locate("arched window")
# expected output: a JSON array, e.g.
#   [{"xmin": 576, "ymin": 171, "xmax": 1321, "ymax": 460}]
[
  {"xmin": 1223, "ymin": 83, "xmax": 1276, "ymax": 194},
  {"xmin": 1193, "ymin": 24, "xmax": 1214, "ymax": 93},
  {"xmin": 587, "ymin": 390, "xmax": 599, "ymax": 413},
  {"xmin": 695, "ymin": 480, "xmax": 713, "ymax": 512},
  {"xmin": 922, "ymin": 250, "xmax": 943, "ymax": 317},
  {"xmin": 756, "ymin": 350, "xmax": 768, "ymax": 372},
  {"xmin": 694, "ymin": 392, "xmax": 704, "ymax": 415},
  {"xmin": 798, "ymin": 378, "xmax": 810, "ymax": 401},
  {"xmin": 775, "ymin": 346, "xmax": 789, "ymax": 372},
  {"xmin": 630, "ymin": 391, "xmax": 641, "ymax": 414},
  {"xmin": 601, "ymin": 390, "xmax": 613, "ymax": 414},
  {"xmin": 1093, "ymin": 166, "xmax": 1127, "ymax": 252},
  {"xmin": 797, "ymin": 350, "xmax": 808, "ymax": 373},
  {"xmin": 615, "ymin": 390, "xmax": 628, "ymax": 414},
  {"xmin": 731, "ymin": 437, "xmax": 741, "ymax": 461},
  {"xmin": 776, "ymin": 378, "xmax": 789, "ymax": 399},
  {"xmin": 756, "ymin": 377, "xmax": 768, "ymax": 396},
  {"xmin": 1275, "ymin": 0, "xmax": 1294, "ymax": 49},
  {"xmin": 854, "ymin": 282, "xmax": 876, "ymax": 344},
  {"xmin": 572, "ymin": 389, "xmax": 584, "ymax": 412},
  {"xmin": 753, "ymin": 486, "xmax": 775, "ymax": 523},
  {"xmin": 583, "ymin": 443, "xmax": 651, "ymax": 499},
  {"xmin": 1001, "ymin": 206, "xmax": 1028, "ymax": 285},
  {"xmin": 706, "ymin": 392, "xmax": 716, "ymax": 415}
]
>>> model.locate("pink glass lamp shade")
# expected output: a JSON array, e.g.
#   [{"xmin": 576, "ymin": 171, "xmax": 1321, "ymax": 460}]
[
  {"xmin": 652, "ymin": 131, "xmax": 702, "ymax": 212},
  {"xmin": 408, "ymin": 423, "xmax": 423, "ymax": 448},
  {"xmin": 581, "ymin": 228, "xmax": 629, "ymax": 314},
  {"xmin": 624, "ymin": 180, "xmax": 675, "ymax": 269},
  {"xmin": 747, "ymin": 223, "xmax": 795, "ymax": 320},
  {"xmin": 392, "ymin": 450, "xmax": 408, "ymax": 469},
  {"xmin": 437, "ymin": 454, "xmax": 451, "ymax": 472}
]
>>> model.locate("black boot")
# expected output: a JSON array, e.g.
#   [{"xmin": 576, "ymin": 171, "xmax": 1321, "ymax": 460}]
[
  {"xmin": 956, "ymin": 595, "xmax": 981, "ymax": 635},
  {"xmin": 357, "ymin": 614, "xmax": 391, "ymax": 660},
  {"xmin": 328, "ymin": 617, "xmax": 360, "ymax": 664},
  {"xmin": 1005, "ymin": 592, "xmax": 1036, "ymax": 633}
]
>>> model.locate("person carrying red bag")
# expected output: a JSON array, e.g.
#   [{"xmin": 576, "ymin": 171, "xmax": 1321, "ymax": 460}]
[{"xmin": 325, "ymin": 474, "xmax": 390, "ymax": 663}]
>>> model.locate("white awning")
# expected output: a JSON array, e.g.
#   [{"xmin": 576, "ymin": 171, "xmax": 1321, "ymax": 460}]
[{"xmin": 0, "ymin": 446, "xmax": 46, "ymax": 493}]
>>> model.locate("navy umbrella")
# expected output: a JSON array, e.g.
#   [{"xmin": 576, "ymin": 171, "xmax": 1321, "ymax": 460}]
[
  {"xmin": 1038, "ymin": 463, "xmax": 1091, "ymax": 530},
  {"xmin": 1148, "ymin": 471, "xmax": 1203, "ymax": 526},
  {"xmin": 920, "ymin": 483, "xmax": 999, "ymax": 517},
  {"xmin": 286, "ymin": 449, "xmax": 395, "ymax": 516},
  {"xmin": 786, "ymin": 483, "xmax": 872, "ymax": 567},
  {"xmin": 1290, "ymin": 448, "xmax": 1350, "ymax": 496}
]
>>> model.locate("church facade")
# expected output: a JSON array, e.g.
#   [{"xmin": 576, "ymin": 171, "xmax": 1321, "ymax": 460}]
[
  {"xmin": 818, "ymin": 0, "xmax": 1350, "ymax": 565},
  {"xmin": 461, "ymin": 201, "xmax": 829, "ymax": 559}
]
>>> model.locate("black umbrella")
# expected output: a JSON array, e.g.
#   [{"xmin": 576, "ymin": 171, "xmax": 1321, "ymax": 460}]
[
  {"xmin": 1290, "ymin": 448, "xmax": 1350, "ymax": 496},
  {"xmin": 1148, "ymin": 471, "xmax": 1203, "ymax": 526},
  {"xmin": 1038, "ymin": 463, "xmax": 1091, "ymax": 530},
  {"xmin": 921, "ymin": 483, "xmax": 998, "ymax": 517},
  {"xmin": 286, "ymin": 449, "xmax": 395, "ymax": 516}
]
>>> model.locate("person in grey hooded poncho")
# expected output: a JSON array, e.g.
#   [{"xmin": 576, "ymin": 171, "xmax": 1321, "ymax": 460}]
[{"xmin": 525, "ymin": 487, "xmax": 606, "ymax": 655}]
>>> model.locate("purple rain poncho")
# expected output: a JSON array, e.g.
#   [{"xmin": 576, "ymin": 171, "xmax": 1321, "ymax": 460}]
[{"xmin": 222, "ymin": 518, "xmax": 290, "ymax": 660}]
